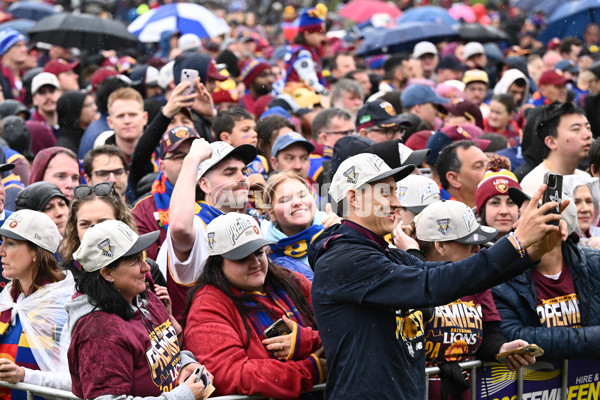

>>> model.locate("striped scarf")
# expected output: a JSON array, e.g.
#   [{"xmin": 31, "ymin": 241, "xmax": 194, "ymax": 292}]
[
  {"xmin": 151, "ymin": 173, "xmax": 222, "ymax": 230},
  {"xmin": 243, "ymin": 285, "xmax": 305, "ymax": 354}
]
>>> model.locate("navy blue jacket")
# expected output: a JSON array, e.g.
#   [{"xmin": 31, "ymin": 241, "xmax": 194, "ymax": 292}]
[
  {"xmin": 308, "ymin": 221, "xmax": 536, "ymax": 400},
  {"xmin": 492, "ymin": 239, "xmax": 600, "ymax": 360}
]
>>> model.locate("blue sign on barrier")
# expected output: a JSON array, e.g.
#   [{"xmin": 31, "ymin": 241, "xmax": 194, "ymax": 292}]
[{"xmin": 476, "ymin": 359, "xmax": 600, "ymax": 400}]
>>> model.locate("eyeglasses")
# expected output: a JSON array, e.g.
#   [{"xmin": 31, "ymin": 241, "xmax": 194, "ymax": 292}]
[
  {"xmin": 320, "ymin": 129, "xmax": 356, "ymax": 136},
  {"xmin": 163, "ymin": 152, "xmax": 188, "ymax": 162},
  {"xmin": 368, "ymin": 127, "xmax": 403, "ymax": 139},
  {"xmin": 74, "ymin": 182, "xmax": 116, "ymax": 199},
  {"xmin": 93, "ymin": 168, "xmax": 127, "ymax": 179}
]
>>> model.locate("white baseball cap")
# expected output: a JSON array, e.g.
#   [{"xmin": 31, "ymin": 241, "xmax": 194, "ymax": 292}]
[
  {"xmin": 412, "ymin": 41, "xmax": 438, "ymax": 59},
  {"xmin": 0, "ymin": 209, "xmax": 62, "ymax": 253},
  {"xmin": 31, "ymin": 72, "xmax": 60, "ymax": 95},
  {"xmin": 206, "ymin": 213, "xmax": 273, "ymax": 260},
  {"xmin": 73, "ymin": 220, "xmax": 159, "ymax": 272},
  {"xmin": 463, "ymin": 42, "xmax": 485, "ymax": 60},
  {"xmin": 329, "ymin": 153, "xmax": 415, "ymax": 203},
  {"xmin": 158, "ymin": 61, "xmax": 174, "ymax": 90},
  {"xmin": 196, "ymin": 141, "xmax": 257, "ymax": 181},
  {"xmin": 178, "ymin": 33, "xmax": 202, "ymax": 53},
  {"xmin": 415, "ymin": 200, "xmax": 497, "ymax": 245},
  {"xmin": 396, "ymin": 175, "xmax": 441, "ymax": 214}
]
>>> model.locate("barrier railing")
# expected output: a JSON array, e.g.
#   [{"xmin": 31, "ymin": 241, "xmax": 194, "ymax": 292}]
[{"xmin": 0, "ymin": 359, "xmax": 569, "ymax": 400}]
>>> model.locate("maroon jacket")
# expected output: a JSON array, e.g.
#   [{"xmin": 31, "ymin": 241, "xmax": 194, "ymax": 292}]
[{"xmin": 131, "ymin": 194, "xmax": 166, "ymax": 261}]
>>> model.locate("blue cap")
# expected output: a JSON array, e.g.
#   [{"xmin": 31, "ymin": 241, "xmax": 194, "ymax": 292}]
[
  {"xmin": 260, "ymin": 106, "xmax": 291, "ymax": 120},
  {"xmin": 554, "ymin": 59, "xmax": 579, "ymax": 74},
  {"xmin": 401, "ymin": 84, "xmax": 450, "ymax": 108},
  {"xmin": 0, "ymin": 28, "xmax": 25, "ymax": 56},
  {"xmin": 271, "ymin": 132, "xmax": 315, "ymax": 157}
]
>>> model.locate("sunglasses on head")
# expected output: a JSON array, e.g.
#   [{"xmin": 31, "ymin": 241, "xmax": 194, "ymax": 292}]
[{"xmin": 73, "ymin": 182, "xmax": 116, "ymax": 199}]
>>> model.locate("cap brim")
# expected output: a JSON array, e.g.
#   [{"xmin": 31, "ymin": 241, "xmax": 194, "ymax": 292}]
[
  {"xmin": 379, "ymin": 115, "xmax": 413, "ymax": 128},
  {"xmin": 366, "ymin": 164, "xmax": 415, "ymax": 186},
  {"xmin": 0, "ymin": 229, "xmax": 27, "ymax": 243},
  {"xmin": 404, "ymin": 149, "xmax": 429, "ymax": 167},
  {"xmin": 230, "ymin": 144, "xmax": 258, "ymax": 165},
  {"xmin": 0, "ymin": 163, "xmax": 15, "ymax": 173},
  {"xmin": 123, "ymin": 231, "xmax": 160, "ymax": 257},
  {"xmin": 222, "ymin": 238, "xmax": 274, "ymax": 260},
  {"xmin": 508, "ymin": 187, "xmax": 531, "ymax": 208},
  {"xmin": 454, "ymin": 225, "xmax": 498, "ymax": 245},
  {"xmin": 474, "ymin": 138, "xmax": 491, "ymax": 151}
]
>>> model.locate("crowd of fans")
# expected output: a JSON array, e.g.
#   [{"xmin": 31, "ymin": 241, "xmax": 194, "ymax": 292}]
[{"xmin": 0, "ymin": 0, "xmax": 597, "ymax": 399}]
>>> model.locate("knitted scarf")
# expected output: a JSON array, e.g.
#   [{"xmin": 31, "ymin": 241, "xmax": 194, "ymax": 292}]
[
  {"xmin": 244, "ymin": 285, "xmax": 305, "ymax": 348},
  {"xmin": 151, "ymin": 173, "xmax": 222, "ymax": 230},
  {"xmin": 269, "ymin": 224, "xmax": 324, "ymax": 259}
]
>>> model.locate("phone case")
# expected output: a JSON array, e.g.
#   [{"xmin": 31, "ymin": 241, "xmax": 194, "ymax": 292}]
[
  {"xmin": 496, "ymin": 344, "xmax": 544, "ymax": 363},
  {"xmin": 543, "ymin": 172, "xmax": 563, "ymax": 226}
]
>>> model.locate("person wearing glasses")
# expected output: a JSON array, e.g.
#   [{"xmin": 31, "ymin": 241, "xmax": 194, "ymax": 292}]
[
  {"xmin": 67, "ymin": 220, "xmax": 210, "ymax": 400},
  {"xmin": 309, "ymin": 108, "xmax": 355, "ymax": 184},
  {"xmin": 356, "ymin": 99, "xmax": 412, "ymax": 144},
  {"xmin": 83, "ymin": 145, "xmax": 132, "ymax": 202},
  {"xmin": 0, "ymin": 209, "xmax": 75, "ymax": 396}
]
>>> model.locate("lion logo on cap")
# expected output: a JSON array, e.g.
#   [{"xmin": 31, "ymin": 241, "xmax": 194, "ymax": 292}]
[
  {"xmin": 397, "ymin": 186, "xmax": 408, "ymax": 200},
  {"xmin": 174, "ymin": 128, "xmax": 189, "ymax": 139},
  {"xmin": 380, "ymin": 101, "xmax": 396, "ymax": 116},
  {"xmin": 97, "ymin": 238, "xmax": 114, "ymax": 257},
  {"xmin": 344, "ymin": 166, "xmax": 358, "ymax": 184},
  {"xmin": 437, "ymin": 219, "xmax": 451, "ymax": 235},
  {"xmin": 207, "ymin": 232, "xmax": 216, "ymax": 250},
  {"xmin": 493, "ymin": 178, "xmax": 509, "ymax": 193}
]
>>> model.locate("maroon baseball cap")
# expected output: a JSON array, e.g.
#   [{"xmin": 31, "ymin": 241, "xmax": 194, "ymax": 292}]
[
  {"xmin": 441, "ymin": 124, "xmax": 490, "ymax": 150},
  {"xmin": 206, "ymin": 58, "xmax": 228, "ymax": 81},
  {"xmin": 90, "ymin": 67, "xmax": 119, "ymax": 93},
  {"xmin": 539, "ymin": 70, "xmax": 570, "ymax": 86},
  {"xmin": 160, "ymin": 126, "xmax": 200, "ymax": 156},
  {"xmin": 443, "ymin": 99, "xmax": 484, "ymax": 129},
  {"xmin": 43, "ymin": 58, "xmax": 79, "ymax": 76}
]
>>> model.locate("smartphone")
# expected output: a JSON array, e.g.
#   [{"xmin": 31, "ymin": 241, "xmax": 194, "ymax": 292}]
[
  {"xmin": 180, "ymin": 69, "xmax": 199, "ymax": 96},
  {"xmin": 543, "ymin": 172, "xmax": 563, "ymax": 226},
  {"xmin": 263, "ymin": 318, "xmax": 291, "ymax": 338},
  {"xmin": 496, "ymin": 344, "xmax": 544, "ymax": 364}
]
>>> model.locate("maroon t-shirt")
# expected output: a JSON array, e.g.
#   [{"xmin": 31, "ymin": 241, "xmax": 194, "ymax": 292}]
[
  {"xmin": 425, "ymin": 290, "xmax": 501, "ymax": 366},
  {"xmin": 533, "ymin": 263, "xmax": 581, "ymax": 328},
  {"xmin": 68, "ymin": 292, "xmax": 182, "ymax": 399}
]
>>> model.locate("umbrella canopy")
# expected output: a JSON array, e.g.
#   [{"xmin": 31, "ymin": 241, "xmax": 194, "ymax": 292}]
[
  {"xmin": 339, "ymin": 0, "xmax": 402, "ymax": 23},
  {"xmin": 532, "ymin": 0, "xmax": 563, "ymax": 16},
  {"xmin": 128, "ymin": 3, "xmax": 230, "ymax": 43},
  {"xmin": 356, "ymin": 22, "xmax": 459, "ymax": 57},
  {"xmin": 397, "ymin": 5, "xmax": 457, "ymax": 25},
  {"xmin": 448, "ymin": 4, "xmax": 476, "ymax": 23},
  {"xmin": 28, "ymin": 13, "xmax": 138, "ymax": 52},
  {"xmin": 456, "ymin": 23, "xmax": 509, "ymax": 43},
  {"xmin": 0, "ymin": 19, "xmax": 35, "ymax": 36},
  {"xmin": 539, "ymin": 0, "xmax": 600, "ymax": 41},
  {"xmin": 8, "ymin": 2, "xmax": 56, "ymax": 21}
]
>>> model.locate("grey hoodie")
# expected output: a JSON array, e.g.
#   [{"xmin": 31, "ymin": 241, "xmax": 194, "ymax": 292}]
[{"xmin": 493, "ymin": 68, "xmax": 531, "ymax": 106}]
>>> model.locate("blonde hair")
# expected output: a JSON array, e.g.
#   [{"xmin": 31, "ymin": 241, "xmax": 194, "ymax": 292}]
[
  {"xmin": 107, "ymin": 87, "xmax": 143, "ymax": 114},
  {"xmin": 263, "ymin": 171, "xmax": 310, "ymax": 209}
]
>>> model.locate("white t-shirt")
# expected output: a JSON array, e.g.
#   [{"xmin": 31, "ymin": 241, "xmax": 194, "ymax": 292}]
[
  {"xmin": 158, "ymin": 216, "xmax": 209, "ymax": 285},
  {"xmin": 520, "ymin": 163, "xmax": 590, "ymax": 194}
]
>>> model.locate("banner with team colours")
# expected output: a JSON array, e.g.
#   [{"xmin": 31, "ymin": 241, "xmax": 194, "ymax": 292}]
[{"xmin": 475, "ymin": 359, "xmax": 600, "ymax": 400}]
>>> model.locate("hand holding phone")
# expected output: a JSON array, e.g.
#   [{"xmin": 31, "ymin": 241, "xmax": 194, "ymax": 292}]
[
  {"xmin": 496, "ymin": 344, "xmax": 544, "ymax": 364},
  {"xmin": 263, "ymin": 318, "xmax": 292, "ymax": 338}
]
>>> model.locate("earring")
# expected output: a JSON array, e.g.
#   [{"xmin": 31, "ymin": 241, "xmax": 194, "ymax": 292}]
[{"xmin": 33, "ymin": 256, "xmax": 37, "ymax": 262}]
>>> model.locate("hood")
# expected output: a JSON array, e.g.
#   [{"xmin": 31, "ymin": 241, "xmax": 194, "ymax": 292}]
[
  {"xmin": 520, "ymin": 106, "xmax": 547, "ymax": 167},
  {"xmin": 58, "ymin": 91, "xmax": 87, "ymax": 130},
  {"xmin": 2, "ymin": 116, "xmax": 33, "ymax": 160},
  {"xmin": 65, "ymin": 292, "xmax": 97, "ymax": 336},
  {"xmin": 493, "ymin": 69, "xmax": 530, "ymax": 106},
  {"xmin": 30, "ymin": 147, "xmax": 69, "ymax": 184},
  {"xmin": 0, "ymin": 99, "xmax": 30, "ymax": 120}
]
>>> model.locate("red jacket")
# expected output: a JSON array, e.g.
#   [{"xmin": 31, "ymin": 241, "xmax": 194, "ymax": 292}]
[{"xmin": 183, "ymin": 273, "xmax": 324, "ymax": 399}]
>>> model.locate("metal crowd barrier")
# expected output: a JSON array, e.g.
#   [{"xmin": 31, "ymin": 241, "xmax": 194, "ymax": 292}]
[{"xmin": 0, "ymin": 359, "xmax": 570, "ymax": 400}]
